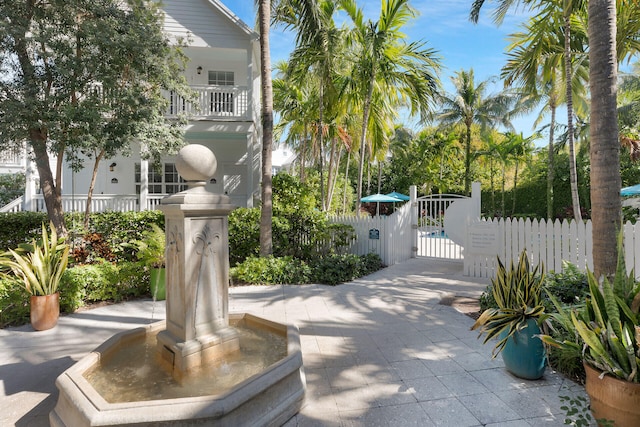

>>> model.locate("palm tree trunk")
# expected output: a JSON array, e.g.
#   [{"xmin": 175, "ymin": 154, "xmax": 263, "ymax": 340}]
[
  {"xmin": 547, "ymin": 95, "xmax": 556, "ymax": 220},
  {"xmin": 328, "ymin": 144, "xmax": 342, "ymax": 212},
  {"xmin": 259, "ymin": 0, "xmax": 273, "ymax": 256},
  {"xmin": 356, "ymin": 72, "xmax": 376, "ymax": 217},
  {"xmin": 343, "ymin": 149, "xmax": 350, "ymax": 215},
  {"xmin": 512, "ymin": 161, "xmax": 519, "ymax": 215},
  {"xmin": 318, "ymin": 85, "xmax": 325, "ymax": 211},
  {"xmin": 300, "ymin": 125, "xmax": 308, "ymax": 182},
  {"xmin": 326, "ymin": 137, "xmax": 337, "ymax": 210},
  {"xmin": 464, "ymin": 121, "xmax": 472, "ymax": 195},
  {"xmin": 564, "ymin": 14, "xmax": 582, "ymax": 222},
  {"xmin": 588, "ymin": 0, "xmax": 620, "ymax": 279}
]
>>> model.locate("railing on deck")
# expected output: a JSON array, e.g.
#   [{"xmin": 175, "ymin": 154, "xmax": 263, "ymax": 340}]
[
  {"xmin": 0, "ymin": 194, "xmax": 166, "ymax": 213},
  {"xmin": 165, "ymin": 85, "xmax": 249, "ymax": 119}
]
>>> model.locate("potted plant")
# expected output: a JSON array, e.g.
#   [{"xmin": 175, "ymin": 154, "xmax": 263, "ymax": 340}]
[
  {"xmin": 471, "ymin": 250, "xmax": 547, "ymax": 379},
  {"xmin": 0, "ymin": 222, "xmax": 69, "ymax": 331},
  {"xmin": 131, "ymin": 223, "xmax": 166, "ymax": 300},
  {"xmin": 570, "ymin": 236, "xmax": 639, "ymax": 426}
]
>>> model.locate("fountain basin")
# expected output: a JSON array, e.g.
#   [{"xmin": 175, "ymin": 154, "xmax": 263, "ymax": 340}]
[{"xmin": 50, "ymin": 313, "xmax": 306, "ymax": 427}]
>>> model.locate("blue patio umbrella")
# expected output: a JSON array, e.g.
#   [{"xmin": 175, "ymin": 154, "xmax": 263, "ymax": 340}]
[
  {"xmin": 386, "ymin": 191, "xmax": 410, "ymax": 201},
  {"xmin": 621, "ymin": 184, "xmax": 640, "ymax": 196},
  {"xmin": 361, "ymin": 193, "xmax": 403, "ymax": 216},
  {"xmin": 361, "ymin": 193, "xmax": 403, "ymax": 203}
]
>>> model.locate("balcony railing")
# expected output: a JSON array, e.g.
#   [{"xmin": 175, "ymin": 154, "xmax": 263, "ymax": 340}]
[
  {"xmin": 165, "ymin": 85, "xmax": 250, "ymax": 120},
  {"xmin": 0, "ymin": 194, "xmax": 167, "ymax": 213}
]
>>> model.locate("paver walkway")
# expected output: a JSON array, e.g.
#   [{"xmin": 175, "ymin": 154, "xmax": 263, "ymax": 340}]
[{"xmin": 0, "ymin": 258, "xmax": 588, "ymax": 426}]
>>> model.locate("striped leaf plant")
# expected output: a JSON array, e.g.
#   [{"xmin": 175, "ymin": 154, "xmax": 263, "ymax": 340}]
[
  {"xmin": 472, "ymin": 250, "xmax": 546, "ymax": 357},
  {"xmin": 0, "ymin": 222, "xmax": 70, "ymax": 296}
]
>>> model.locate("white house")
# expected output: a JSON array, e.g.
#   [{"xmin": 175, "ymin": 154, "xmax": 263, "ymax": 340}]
[{"xmin": 2, "ymin": 0, "xmax": 262, "ymax": 213}]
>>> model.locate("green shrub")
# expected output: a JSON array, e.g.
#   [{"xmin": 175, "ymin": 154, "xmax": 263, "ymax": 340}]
[
  {"xmin": 311, "ymin": 253, "xmax": 382, "ymax": 285},
  {"xmin": 543, "ymin": 261, "xmax": 589, "ymax": 305},
  {"xmin": 0, "ymin": 212, "xmax": 48, "ymax": 250},
  {"xmin": 67, "ymin": 211, "xmax": 164, "ymax": 263},
  {"xmin": 0, "ymin": 277, "xmax": 30, "ymax": 327},
  {"xmin": 229, "ymin": 207, "xmax": 261, "ymax": 266},
  {"xmin": 59, "ymin": 261, "xmax": 149, "ymax": 311},
  {"xmin": 231, "ymin": 256, "xmax": 311, "ymax": 285},
  {"xmin": 230, "ymin": 253, "xmax": 383, "ymax": 286}
]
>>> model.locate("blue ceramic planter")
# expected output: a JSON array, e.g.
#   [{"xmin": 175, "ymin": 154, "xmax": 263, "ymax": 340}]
[{"xmin": 499, "ymin": 318, "xmax": 546, "ymax": 380}]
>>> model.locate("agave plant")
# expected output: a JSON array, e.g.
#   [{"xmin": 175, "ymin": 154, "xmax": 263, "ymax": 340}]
[
  {"xmin": 471, "ymin": 250, "xmax": 546, "ymax": 357},
  {"xmin": 542, "ymin": 232, "xmax": 640, "ymax": 383},
  {"xmin": 0, "ymin": 222, "xmax": 70, "ymax": 296}
]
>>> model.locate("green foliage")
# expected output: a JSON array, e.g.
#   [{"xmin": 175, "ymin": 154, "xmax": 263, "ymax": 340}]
[
  {"xmin": 229, "ymin": 207, "xmax": 261, "ymax": 266},
  {"xmin": 228, "ymin": 174, "xmax": 356, "ymax": 265},
  {"xmin": 0, "ymin": 212, "xmax": 49, "ymax": 251},
  {"xmin": 0, "ymin": 277, "xmax": 29, "ymax": 327},
  {"xmin": 0, "ymin": 223, "xmax": 70, "ymax": 296},
  {"xmin": 231, "ymin": 253, "xmax": 383, "ymax": 286},
  {"xmin": 541, "ymin": 233, "xmax": 640, "ymax": 383},
  {"xmin": 128, "ymin": 223, "xmax": 165, "ymax": 268},
  {"xmin": 472, "ymin": 250, "xmax": 546, "ymax": 357},
  {"xmin": 310, "ymin": 253, "xmax": 383, "ymax": 285},
  {"xmin": 572, "ymin": 262, "xmax": 640, "ymax": 381},
  {"xmin": 544, "ymin": 261, "xmax": 589, "ymax": 305},
  {"xmin": 0, "ymin": 173, "xmax": 25, "ymax": 206},
  {"xmin": 231, "ymin": 256, "xmax": 311, "ymax": 285},
  {"xmin": 66, "ymin": 211, "xmax": 164, "ymax": 262},
  {"xmin": 59, "ymin": 261, "xmax": 149, "ymax": 309}
]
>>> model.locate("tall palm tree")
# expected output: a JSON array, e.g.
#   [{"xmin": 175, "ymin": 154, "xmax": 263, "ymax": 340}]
[
  {"xmin": 276, "ymin": 0, "xmax": 344, "ymax": 211},
  {"xmin": 505, "ymin": 131, "xmax": 537, "ymax": 214},
  {"xmin": 339, "ymin": 0, "xmax": 441, "ymax": 216},
  {"xmin": 258, "ymin": 0, "xmax": 274, "ymax": 256},
  {"xmin": 437, "ymin": 69, "xmax": 515, "ymax": 195},
  {"xmin": 502, "ymin": 10, "xmax": 588, "ymax": 219},
  {"xmin": 589, "ymin": 0, "xmax": 620, "ymax": 279},
  {"xmin": 472, "ymin": 0, "xmax": 588, "ymax": 222}
]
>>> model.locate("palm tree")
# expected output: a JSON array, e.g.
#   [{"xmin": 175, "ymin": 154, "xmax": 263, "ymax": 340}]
[
  {"xmin": 258, "ymin": 0, "xmax": 274, "ymax": 256},
  {"xmin": 502, "ymin": 10, "xmax": 589, "ymax": 219},
  {"xmin": 505, "ymin": 132, "xmax": 537, "ymax": 214},
  {"xmin": 276, "ymin": 0, "xmax": 345, "ymax": 211},
  {"xmin": 589, "ymin": 0, "xmax": 620, "ymax": 279},
  {"xmin": 338, "ymin": 0, "xmax": 441, "ymax": 216},
  {"xmin": 437, "ymin": 69, "xmax": 515, "ymax": 195},
  {"xmin": 472, "ymin": 0, "xmax": 588, "ymax": 222}
]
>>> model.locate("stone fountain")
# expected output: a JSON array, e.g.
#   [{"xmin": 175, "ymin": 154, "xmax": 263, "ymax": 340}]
[{"xmin": 50, "ymin": 145, "xmax": 305, "ymax": 426}]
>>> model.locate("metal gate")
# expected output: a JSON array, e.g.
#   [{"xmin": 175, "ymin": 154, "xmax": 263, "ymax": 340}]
[{"xmin": 415, "ymin": 193, "xmax": 468, "ymax": 260}]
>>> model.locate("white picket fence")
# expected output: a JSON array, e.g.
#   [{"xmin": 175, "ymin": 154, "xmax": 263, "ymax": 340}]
[
  {"xmin": 464, "ymin": 218, "xmax": 640, "ymax": 278},
  {"xmin": 329, "ymin": 201, "xmax": 413, "ymax": 267}
]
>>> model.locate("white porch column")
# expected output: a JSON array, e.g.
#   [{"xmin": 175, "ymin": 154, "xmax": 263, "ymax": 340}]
[
  {"xmin": 24, "ymin": 149, "xmax": 36, "ymax": 212},
  {"xmin": 246, "ymin": 130, "xmax": 254, "ymax": 208},
  {"xmin": 410, "ymin": 185, "xmax": 417, "ymax": 258},
  {"xmin": 140, "ymin": 159, "xmax": 149, "ymax": 211}
]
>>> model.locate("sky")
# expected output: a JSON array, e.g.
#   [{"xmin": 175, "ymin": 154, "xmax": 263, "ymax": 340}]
[{"xmin": 226, "ymin": 0, "xmax": 544, "ymax": 143}]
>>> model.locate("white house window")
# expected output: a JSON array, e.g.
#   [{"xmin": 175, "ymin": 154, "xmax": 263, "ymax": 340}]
[
  {"xmin": 208, "ymin": 71, "xmax": 234, "ymax": 86},
  {"xmin": 208, "ymin": 71, "xmax": 234, "ymax": 114},
  {"xmin": 135, "ymin": 163, "xmax": 187, "ymax": 194}
]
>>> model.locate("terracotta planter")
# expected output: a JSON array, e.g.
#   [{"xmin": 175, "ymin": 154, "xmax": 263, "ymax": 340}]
[
  {"xmin": 584, "ymin": 362, "xmax": 640, "ymax": 427},
  {"xmin": 30, "ymin": 292, "xmax": 60, "ymax": 331},
  {"xmin": 499, "ymin": 318, "xmax": 546, "ymax": 380}
]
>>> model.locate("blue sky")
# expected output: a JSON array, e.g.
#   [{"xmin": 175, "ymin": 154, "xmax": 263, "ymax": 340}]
[{"xmin": 226, "ymin": 1, "xmax": 543, "ymax": 142}]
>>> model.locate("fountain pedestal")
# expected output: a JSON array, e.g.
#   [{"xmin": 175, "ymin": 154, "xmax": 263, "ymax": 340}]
[{"xmin": 157, "ymin": 189, "xmax": 239, "ymax": 378}]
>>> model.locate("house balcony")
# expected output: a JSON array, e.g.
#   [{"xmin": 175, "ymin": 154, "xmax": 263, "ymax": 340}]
[{"xmin": 165, "ymin": 85, "xmax": 250, "ymax": 120}]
